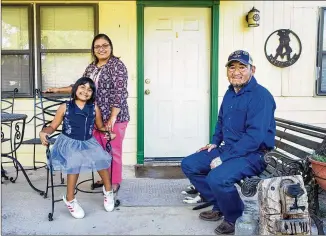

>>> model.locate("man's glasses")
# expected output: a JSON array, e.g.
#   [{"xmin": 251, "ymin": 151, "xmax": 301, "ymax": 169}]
[
  {"xmin": 227, "ymin": 65, "xmax": 250, "ymax": 73},
  {"xmin": 94, "ymin": 44, "xmax": 110, "ymax": 51}
]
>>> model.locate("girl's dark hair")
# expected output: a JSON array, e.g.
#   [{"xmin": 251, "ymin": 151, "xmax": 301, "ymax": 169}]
[
  {"xmin": 71, "ymin": 77, "xmax": 96, "ymax": 104},
  {"xmin": 91, "ymin": 33, "xmax": 117, "ymax": 64}
]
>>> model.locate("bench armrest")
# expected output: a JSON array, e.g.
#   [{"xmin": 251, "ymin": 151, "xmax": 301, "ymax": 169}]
[{"xmin": 239, "ymin": 177, "xmax": 262, "ymax": 197}]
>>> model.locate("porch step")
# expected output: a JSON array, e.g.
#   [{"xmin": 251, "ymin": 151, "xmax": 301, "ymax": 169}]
[
  {"xmin": 135, "ymin": 162, "xmax": 185, "ymax": 179},
  {"xmin": 144, "ymin": 157, "xmax": 183, "ymax": 164}
]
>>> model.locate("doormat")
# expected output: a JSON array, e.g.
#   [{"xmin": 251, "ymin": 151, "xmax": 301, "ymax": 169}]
[
  {"xmin": 116, "ymin": 179, "xmax": 260, "ymax": 208},
  {"xmin": 135, "ymin": 165, "xmax": 186, "ymax": 179},
  {"xmin": 117, "ymin": 178, "xmax": 192, "ymax": 207}
]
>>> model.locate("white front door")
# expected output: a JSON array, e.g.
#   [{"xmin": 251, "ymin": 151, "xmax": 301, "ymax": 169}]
[{"xmin": 144, "ymin": 7, "xmax": 211, "ymax": 158}]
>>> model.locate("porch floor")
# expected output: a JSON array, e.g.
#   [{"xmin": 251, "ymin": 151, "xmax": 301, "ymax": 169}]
[{"xmin": 2, "ymin": 165, "xmax": 326, "ymax": 235}]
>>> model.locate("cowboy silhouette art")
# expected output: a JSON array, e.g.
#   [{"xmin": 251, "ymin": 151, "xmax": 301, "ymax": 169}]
[{"xmin": 273, "ymin": 29, "xmax": 293, "ymax": 61}]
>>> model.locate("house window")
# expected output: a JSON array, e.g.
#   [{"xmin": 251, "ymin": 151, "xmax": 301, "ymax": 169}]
[
  {"xmin": 1, "ymin": 5, "xmax": 34, "ymax": 97},
  {"xmin": 317, "ymin": 8, "xmax": 326, "ymax": 95},
  {"xmin": 37, "ymin": 5, "xmax": 98, "ymax": 90}
]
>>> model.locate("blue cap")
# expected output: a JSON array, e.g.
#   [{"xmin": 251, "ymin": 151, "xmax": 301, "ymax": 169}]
[{"xmin": 225, "ymin": 50, "xmax": 253, "ymax": 67}]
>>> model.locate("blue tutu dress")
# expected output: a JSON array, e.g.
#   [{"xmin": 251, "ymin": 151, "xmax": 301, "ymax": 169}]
[{"xmin": 49, "ymin": 100, "xmax": 112, "ymax": 174}]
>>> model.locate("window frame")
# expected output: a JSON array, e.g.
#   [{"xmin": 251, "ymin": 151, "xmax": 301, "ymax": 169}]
[
  {"xmin": 317, "ymin": 7, "xmax": 326, "ymax": 96},
  {"xmin": 1, "ymin": 4, "xmax": 35, "ymax": 98},
  {"xmin": 35, "ymin": 3, "xmax": 99, "ymax": 90}
]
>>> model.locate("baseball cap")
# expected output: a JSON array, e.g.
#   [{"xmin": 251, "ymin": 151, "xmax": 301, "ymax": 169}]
[{"xmin": 225, "ymin": 50, "xmax": 253, "ymax": 67}]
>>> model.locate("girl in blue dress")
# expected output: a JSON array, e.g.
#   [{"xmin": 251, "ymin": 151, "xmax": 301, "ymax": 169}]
[{"xmin": 39, "ymin": 77, "xmax": 116, "ymax": 219}]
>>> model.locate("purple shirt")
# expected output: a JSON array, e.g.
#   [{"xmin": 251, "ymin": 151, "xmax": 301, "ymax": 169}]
[{"xmin": 83, "ymin": 57, "xmax": 130, "ymax": 123}]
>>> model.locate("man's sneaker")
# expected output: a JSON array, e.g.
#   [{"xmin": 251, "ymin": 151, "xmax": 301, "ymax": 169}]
[
  {"xmin": 103, "ymin": 186, "xmax": 115, "ymax": 212},
  {"xmin": 62, "ymin": 195, "xmax": 85, "ymax": 219}
]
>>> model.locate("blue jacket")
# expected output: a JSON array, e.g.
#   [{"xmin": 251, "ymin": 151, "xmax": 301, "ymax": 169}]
[
  {"xmin": 212, "ymin": 77, "xmax": 276, "ymax": 162},
  {"xmin": 62, "ymin": 100, "xmax": 96, "ymax": 141}
]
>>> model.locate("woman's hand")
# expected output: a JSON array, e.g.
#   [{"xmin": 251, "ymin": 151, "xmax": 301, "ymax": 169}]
[
  {"xmin": 106, "ymin": 116, "xmax": 117, "ymax": 132},
  {"xmin": 39, "ymin": 131, "xmax": 49, "ymax": 146},
  {"xmin": 43, "ymin": 87, "xmax": 59, "ymax": 93},
  {"xmin": 105, "ymin": 131, "xmax": 116, "ymax": 140},
  {"xmin": 196, "ymin": 144, "xmax": 217, "ymax": 153}
]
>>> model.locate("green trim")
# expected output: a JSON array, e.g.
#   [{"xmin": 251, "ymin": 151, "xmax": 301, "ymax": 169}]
[
  {"xmin": 138, "ymin": 0, "xmax": 219, "ymax": 7},
  {"xmin": 210, "ymin": 4, "xmax": 219, "ymax": 142},
  {"xmin": 136, "ymin": 0, "xmax": 219, "ymax": 164},
  {"xmin": 137, "ymin": 3, "xmax": 145, "ymax": 164}
]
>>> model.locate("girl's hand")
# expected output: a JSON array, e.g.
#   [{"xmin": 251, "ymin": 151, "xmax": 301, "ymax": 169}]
[
  {"xmin": 39, "ymin": 131, "xmax": 49, "ymax": 146},
  {"xmin": 107, "ymin": 116, "xmax": 117, "ymax": 132}
]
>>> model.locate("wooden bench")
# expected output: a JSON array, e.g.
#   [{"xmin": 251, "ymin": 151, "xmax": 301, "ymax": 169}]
[{"xmin": 239, "ymin": 117, "xmax": 326, "ymax": 235}]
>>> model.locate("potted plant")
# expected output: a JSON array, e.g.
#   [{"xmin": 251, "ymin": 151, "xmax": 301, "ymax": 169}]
[{"xmin": 309, "ymin": 140, "xmax": 326, "ymax": 190}]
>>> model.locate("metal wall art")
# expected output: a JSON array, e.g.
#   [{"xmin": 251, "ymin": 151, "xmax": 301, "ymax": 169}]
[{"xmin": 264, "ymin": 29, "xmax": 302, "ymax": 68}]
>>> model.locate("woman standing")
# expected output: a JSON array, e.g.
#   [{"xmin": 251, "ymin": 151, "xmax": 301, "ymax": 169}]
[{"xmin": 45, "ymin": 34, "xmax": 129, "ymax": 192}]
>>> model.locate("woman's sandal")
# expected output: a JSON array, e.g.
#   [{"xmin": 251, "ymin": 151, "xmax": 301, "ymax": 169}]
[
  {"xmin": 91, "ymin": 181, "xmax": 120, "ymax": 193},
  {"xmin": 91, "ymin": 180, "xmax": 104, "ymax": 189},
  {"xmin": 113, "ymin": 183, "xmax": 120, "ymax": 193}
]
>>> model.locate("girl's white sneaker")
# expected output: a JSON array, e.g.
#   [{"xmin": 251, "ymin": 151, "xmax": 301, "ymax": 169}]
[
  {"xmin": 63, "ymin": 195, "xmax": 85, "ymax": 219},
  {"xmin": 103, "ymin": 186, "xmax": 115, "ymax": 212}
]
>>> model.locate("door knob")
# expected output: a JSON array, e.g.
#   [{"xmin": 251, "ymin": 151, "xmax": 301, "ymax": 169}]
[
  {"xmin": 145, "ymin": 79, "xmax": 151, "ymax": 84},
  {"xmin": 145, "ymin": 89, "xmax": 150, "ymax": 95}
]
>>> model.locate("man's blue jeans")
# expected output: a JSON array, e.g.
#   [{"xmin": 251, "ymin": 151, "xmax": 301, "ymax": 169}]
[{"xmin": 181, "ymin": 149, "xmax": 266, "ymax": 223}]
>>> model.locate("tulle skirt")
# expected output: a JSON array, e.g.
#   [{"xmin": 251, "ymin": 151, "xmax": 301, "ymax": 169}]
[{"xmin": 49, "ymin": 134, "xmax": 112, "ymax": 174}]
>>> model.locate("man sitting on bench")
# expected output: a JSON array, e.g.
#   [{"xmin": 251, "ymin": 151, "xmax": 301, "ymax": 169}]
[{"xmin": 181, "ymin": 50, "xmax": 276, "ymax": 235}]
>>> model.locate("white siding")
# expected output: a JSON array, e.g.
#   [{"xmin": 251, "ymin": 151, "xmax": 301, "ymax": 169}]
[{"xmin": 219, "ymin": 1, "xmax": 326, "ymax": 126}]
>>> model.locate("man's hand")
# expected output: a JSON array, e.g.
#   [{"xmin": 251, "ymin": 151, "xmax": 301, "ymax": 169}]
[
  {"xmin": 210, "ymin": 157, "xmax": 222, "ymax": 169},
  {"xmin": 196, "ymin": 144, "xmax": 217, "ymax": 153},
  {"xmin": 39, "ymin": 131, "xmax": 49, "ymax": 146},
  {"xmin": 43, "ymin": 87, "xmax": 59, "ymax": 93}
]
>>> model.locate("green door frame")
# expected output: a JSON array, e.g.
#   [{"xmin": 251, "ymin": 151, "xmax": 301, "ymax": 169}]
[{"xmin": 136, "ymin": 0, "xmax": 219, "ymax": 164}]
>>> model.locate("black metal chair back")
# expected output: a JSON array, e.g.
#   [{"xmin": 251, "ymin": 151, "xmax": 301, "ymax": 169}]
[
  {"xmin": 16, "ymin": 89, "xmax": 69, "ymax": 170},
  {"xmin": 1, "ymin": 88, "xmax": 18, "ymax": 114}
]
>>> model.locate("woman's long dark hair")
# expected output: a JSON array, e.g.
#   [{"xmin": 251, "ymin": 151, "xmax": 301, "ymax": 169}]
[
  {"xmin": 91, "ymin": 33, "xmax": 117, "ymax": 64},
  {"xmin": 71, "ymin": 77, "xmax": 96, "ymax": 104}
]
